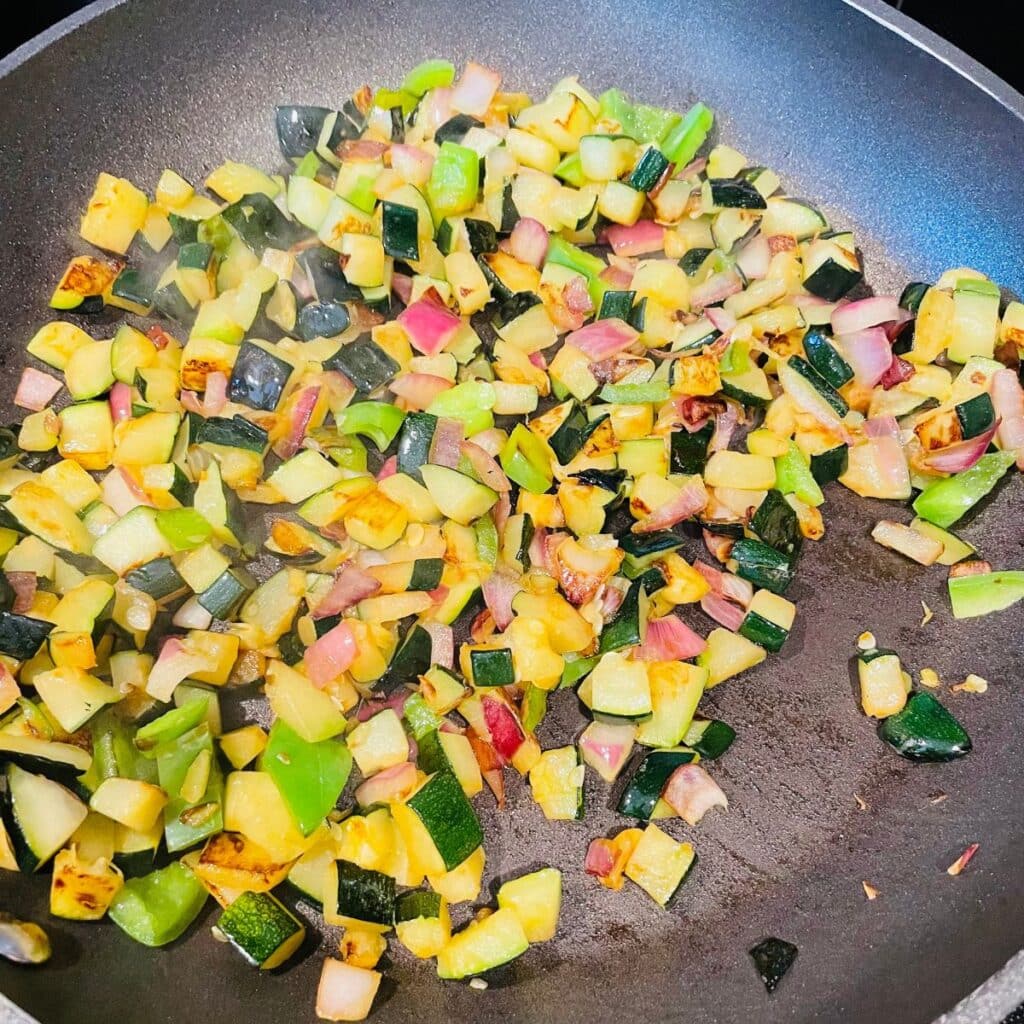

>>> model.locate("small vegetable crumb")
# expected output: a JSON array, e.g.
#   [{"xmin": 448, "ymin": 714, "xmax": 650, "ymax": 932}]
[
  {"xmin": 469, "ymin": 978, "xmax": 489, "ymax": 991},
  {"xmin": 749, "ymin": 937, "xmax": 798, "ymax": 994},
  {"xmin": 920, "ymin": 601, "xmax": 933, "ymax": 626},
  {"xmin": 952, "ymin": 673, "xmax": 988, "ymax": 694},
  {"xmin": 947, "ymin": 843, "xmax": 980, "ymax": 876},
  {"xmin": 919, "ymin": 668, "xmax": 940, "ymax": 689},
  {"xmin": 862, "ymin": 881, "xmax": 879, "ymax": 901},
  {"xmin": 856, "ymin": 631, "xmax": 876, "ymax": 652},
  {"xmin": 854, "ymin": 794, "xmax": 868, "ymax": 812},
  {"xmin": 929, "ymin": 792, "xmax": 948, "ymax": 805},
  {"xmin": 210, "ymin": 926, "xmax": 228, "ymax": 943}
]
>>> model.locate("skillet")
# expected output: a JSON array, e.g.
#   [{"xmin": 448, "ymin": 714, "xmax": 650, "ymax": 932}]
[{"xmin": 0, "ymin": 1, "xmax": 1023, "ymax": 1021}]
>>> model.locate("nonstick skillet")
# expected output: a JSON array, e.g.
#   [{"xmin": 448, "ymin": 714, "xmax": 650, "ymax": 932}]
[{"xmin": 0, "ymin": 1, "xmax": 1023, "ymax": 1021}]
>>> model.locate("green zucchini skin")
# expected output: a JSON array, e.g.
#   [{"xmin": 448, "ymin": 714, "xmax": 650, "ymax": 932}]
[
  {"xmin": 218, "ymin": 890, "xmax": 305, "ymax": 969},
  {"xmin": 598, "ymin": 578, "xmax": 644, "ymax": 653},
  {"xmin": 377, "ymin": 623, "xmax": 432, "ymax": 693},
  {"xmin": 434, "ymin": 114, "xmax": 484, "ymax": 146},
  {"xmin": 408, "ymin": 558, "xmax": 444, "ymax": 592},
  {"xmin": 381, "ymin": 201, "xmax": 420, "ymax": 261},
  {"xmin": 878, "ymin": 692, "xmax": 972, "ymax": 762},
  {"xmin": 221, "ymin": 192, "xmax": 298, "ymax": 254},
  {"xmin": 335, "ymin": 860, "xmax": 396, "ymax": 926},
  {"xmin": 470, "ymin": 648, "xmax": 515, "ymax": 687},
  {"xmin": 298, "ymin": 246, "xmax": 363, "ymax": 304},
  {"xmin": 684, "ymin": 719, "xmax": 736, "ymax": 759},
  {"xmin": 628, "ymin": 148, "xmax": 670, "ymax": 193},
  {"xmin": 464, "ymin": 218, "xmax": 498, "ymax": 256},
  {"xmin": 229, "ymin": 340, "xmax": 293, "ymax": 411},
  {"xmin": 323, "ymin": 335, "xmax": 400, "ymax": 395},
  {"xmin": 679, "ymin": 248, "xmax": 713, "ymax": 276},
  {"xmin": 803, "ymin": 250, "xmax": 862, "ymax": 301},
  {"xmin": 749, "ymin": 490, "xmax": 802, "ymax": 559},
  {"xmin": 809, "ymin": 445, "xmax": 849, "ymax": 486},
  {"xmin": 494, "ymin": 291, "xmax": 542, "ymax": 330},
  {"xmin": 0, "ymin": 611, "xmax": 54, "ymax": 660},
  {"xmin": 276, "ymin": 105, "xmax": 333, "ymax": 159},
  {"xmin": 803, "ymin": 328, "xmax": 853, "ymax": 389},
  {"xmin": 620, "ymin": 531, "xmax": 682, "ymax": 577},
  {"xmin": 708, "ymin": 177, "xmax": 767, "ymax": 210},
  {"xmin": 297, "ymin": 300, "xmax": 351, "ymax": 342},
  {"xmin": 750, "ymin": 937, "xmax": 798, "ymax": 994},
  {"xmin": 194, "ymin": 414, "xmax": 269, "ymax": 453},
  {"xmin": 395, "ymin": 889, "xmax": 442, "ymax": 924},
  {"xmin": 406, "ymin": 770, "xmax": 483, "ymax": 871},
  {"xmin": 731, "ymin": 538, "xmax": 795, "ymax": 595},
  {"xmin": 954, "ymin": 393, "xmax": 996, "ymax": 440},
  {"xmin": 111, "ymin": 267, "xmax": 155, "ymax": 310},
  {"xmin": 396, "ymin": 412, "xmax": 438, "ymax": 481},
  {"xmin": 787, "ymin": 355, "xmax": 849, "ymax": 416},
  {"xmin": 197, "ymin": 567, "xmax": 257, "ymax": 619},
  {"xmin": 738, "ymin": 610, "xmax": 788, "ymax": 653},
  {"xmin": 597, "ymin": 289, "xmax": 636, "ymax": 321},
  {"xmin": 617, "ymin": 748, "xmax": 698, "ymax": 820},
  {"xmin": 671, "ymin": 421, "xmax": 714, "ymax": 475}
]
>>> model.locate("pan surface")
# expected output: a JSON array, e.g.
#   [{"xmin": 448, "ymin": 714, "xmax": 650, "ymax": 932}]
[{"xmin": 1, "ymin": 1, "xmax": 1023, "ymax": 1021}]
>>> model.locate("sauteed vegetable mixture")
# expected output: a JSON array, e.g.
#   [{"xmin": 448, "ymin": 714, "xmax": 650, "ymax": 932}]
[{"xmin": 1, "ymin": 57, "xmax": 1022, "ymax": 1019}]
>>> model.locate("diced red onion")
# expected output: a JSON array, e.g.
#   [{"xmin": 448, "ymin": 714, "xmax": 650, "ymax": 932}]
[
  {"xmin": 304, "ymin": 620, "xmax": 358, "ymax": 688},
  {"xmin": 567, "ymin": 319, "xmax": 639, "ymax": 361},
  {"xmin": 338, "ymin": 138, "xmax": 388, "ymax": 162},
  {"xmin": 923, "ymin": 421, "xmax": 1000, "ymax": 474},
  {"xmin": 638, "ymin": 614, "xmax": 706, "ymax": 660},
  {"xmin": 879, "ymin": 354, "xmax": 915, "ymax": 390},
  {"xmin": 203, "ymin": 371, "xmax": 228, "ymax": 415},
  {"xmin": 604, "ymin": 220, "xmax": 665, "ymax": 258},
  {"xmin": 109, "ymin": 381, "xmax": 133, "ymax": 424},
  {"xmin": 146, "ymin": 325, "xmax": 173, "ymax": 349},
  {"xmin": 864, "ymin": 415, "xmax": 900, "ymax": 441},
  {"xmin": 703, "ymin": 528, "xmax": 735, "ymax": 564},
  {"xmin": 417, "ymin": 86, "xmax": 454, "ymax": 135},
  {"xmin": 481, "ymin": 570, "xmax": 521, "ymax": 631},
  {"xmin": 428, "ymin": 416, "xmax": 464, "ymax": 468},
  {"xmin": 991, "ymin": 368, "xmax": 1024, "ymax": 467},
  {"xmin": 468, "ymin": 427, "xmax": 506, "ymax": 457},
  {"xmin": 690, "ymin": 268, "xmax": 744, "ymax": 310},
  {"xmin": 599, "ymin": 582, "xmax": 626, "ymax": 622},
  {"xmin": 677, "ymin": 156, "xmax": 707, "ymax": 178},
  {"xmin": 833, "ymin": 327, "xmax": 892, "ymax": 388},
  {"xmin": 397, "ymin": 298, "xmax": 462, "ymax": 356},
  {"xmin": 5, "ymin": 572, "xmax": 37, "ymax": 615},
  {"xmin": 860, "ymin": 429, "xmax": 911, "ymax": 496},
  {"xmin": 695, "ymin": 561, "xmax": 752, "ymax": 607},
  {"xmin": 461, "ymin": 440, "xmax": 511, "ymax": 491},
  {"xmin": 632, "ymin": 478, "xmax": 708, "ymax": 533},
  {"xmin": 390, "ymin": 145, "xmax": 434, "ymax": 187},
  {"xmin": 273, "ymin": 385, "xmax": 321, "ymax": 459},
  {"xmin": 705, "ymin": 306, "xmax": 736, "ymax": 335},
  {"xmin": 422, "ymin": 621, "xmax": 454, "ymax": 670},
  {"xmin": 14, "ymin": 367, "xmax": 62, "ymax": 412},
  {"xmin": 481, "ymin": 696, "xmax": 526, "ymax": 760},
  {"xmin": 468, "ymin": 730, "xmax": 506, "ymax": 807},
  {"xmin": 528, "ymin": 351, "xmax": 547, "ymax": 370},
  {"xmin": 508, "ymin": 217, "xmax": 549, "ymax": 268},
  {"xmin": 323, "ymin": 371, "xmax": 355, "ymax": 411},
  {"xmin": 710, "ymin": 403, "xmax": 741, "ymax": 452},
  {"xmin": 172, "ymin": 596, "xmax": 213, "ymax": 630},
  {"xmin": 314, "ymin": 564, "xmax": 381, "ymax": 620},
  {"xmin": 563, "ymin": 276, "xmax": 593, "ymax": 314},
  {"xmin": 179, "ymin": 390, "xmax": 204, "ymax": 415},
  {"xmin": 598, "ymin": 263, "xmax": 634, "ymax": 290},
  {"xmin": 882, "ymin": 308, "xmax": 914, "ymax": 342},
  {"xmin": 768, "ymin": 234, "xmax": 798, "ymax": 255},
  {"xmin": 355, "ymin": 761, "xmax": 418, "ymax": 807},
  {"xmin": 735, "ymin": 234, "xmax": 770, "ymax": 281},
  {"xmin": 354, "ymin": 690, "xmax": 409, "ymax": 723},
  {"xmin": 674, "ymin": 395, "xmax": 726, "ymax": 432},
  {"xmin": 662, "ymin": 763, "xmax": 728, "ymax": 826},
  {"xmin": 376, "ymin": 455, "xmax": 397, "ymax": 480},
  {"xmin": 389, "ymin": 372, "xmax": 453, "ymax": 410},
  {"xmin": 831, "ymin": 295, "xmax": 901, "ymax": 335},
  {"xmin": 391, "ymin": 273, "xmax": 414, "ymax": 306},
  {"xmin": 527, "ymin": 526, "xmax": 550, "ymax": 574},
  {"xmin": 585, "ymin": 838, "xmax": 617, "ymax": 878},
  {"xmin": 700, "ymin": 592, "xmax": 746, "ymax": 632},
  {"xmin": 450, "ymin": 61, "xmax": 501, "ymax": 118},
  {"xmin": 492, "ymin": 489, "xmax": 511, "ymax": 536}
]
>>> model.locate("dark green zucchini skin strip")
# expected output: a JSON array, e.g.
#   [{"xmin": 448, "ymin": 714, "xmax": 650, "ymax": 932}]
[
  {"xmin": 617, "ymin": 749, "xmax": 697, "ymax": 820},
  {"xmin": 750, "ymin": 937, "xmax": 798, "ymax": 993},
  {"xmin": 335, "ymin": 860, "xmax": 396, "ymax": 925},
  {"xmin": 731, "ymin": 538, "xmax": 795, "ymax": 595},
  {"xmin": 877, "ymin": 692, "xmax": 972, "ymax": 762},
  {"xmin": 750, "ymin": 490, "xmax": 802, "ymax": 558},
  {"xmin": 228, "ymin": 341, "xmax": 292, "ymax": 411}
]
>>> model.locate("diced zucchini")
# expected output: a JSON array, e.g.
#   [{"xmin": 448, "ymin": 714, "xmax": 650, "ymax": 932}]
[
  {"xmin": 623, "ymin": 823, "xmax": 696, "ymax": 906},
  {"xmin": 436, "ymin": 906, "xmax": 529, "ymax": 980},
  {"xmin": 218, "ymin": 890, "xmax": 305, "ymax": 969}
]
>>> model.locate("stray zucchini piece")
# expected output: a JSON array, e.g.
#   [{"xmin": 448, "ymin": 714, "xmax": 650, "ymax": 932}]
[
  {"xmin": 436, "ymin": 906, "xmax": 529, "ymax": 980},
  {"xmin": 623, "ymin": 823, "xmax": 696, "ymax": 906},
  {"xmin": 496, "ymin": 867, "xmax": 562, "ymax": 941},
  {"xmin": 750, "ymin": 936, "xmax": 798, "ymax": 994},
  {"xmin": 218, "ymin": 890, "xmax": 306, "ymax": 969},
  {"xmin": 877, "ymin": 691, "xmax": 972, "ymax": 762}
]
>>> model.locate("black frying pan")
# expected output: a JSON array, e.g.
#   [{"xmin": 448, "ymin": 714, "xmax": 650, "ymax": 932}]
[{"xmin": 1, "ymin": 1, "xmax": 1023, "ymax": 1021}]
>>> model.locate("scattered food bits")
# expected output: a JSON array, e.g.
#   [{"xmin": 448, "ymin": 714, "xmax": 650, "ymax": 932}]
[
  {"xmin": 856, "ymin": 631, "xmax": 877, "ymax": 652},
  {"xmin": 952, "ymin": 673, "xmax": 988, "ymax": 694},
  {"xmin": 929, "ymin": 792, "xmax": 948, "ymax": 805},
  {"xmin": 854, "ymin": 794, "xmax": 869, "ymax": 812},
  {"xmin": 861, "ymin": 881, "xmax": 879, "ymax": 901},
  {"xmin": 948, "ymin": 560, "xmax": 992, "ymax": 579},
  {"xmin": 210, "ymin": 925, "xmax": 228, "ymax": 943},
  {"xmin": 749, "ymin": 937, "xmax": 798, "ymax": 994},
  {"xmin": 919, "ymin": 668, "xmax": 940, "ymax": 689},
  {"xmin": 920, "ymin": 601, "xmax": 933, "ymax": 626},
  {"xmin": 468, "ymin": 978, "xmax": 489, "ymax": 991},
  {"xmin": 947, "ymin": 843, "xmax": 980, "ymax": 876}
]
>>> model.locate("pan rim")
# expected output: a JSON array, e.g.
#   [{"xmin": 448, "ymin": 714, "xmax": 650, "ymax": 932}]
[{"xmin": 3, "ymin": 0, "xmax": 1023, "ymax": 126}]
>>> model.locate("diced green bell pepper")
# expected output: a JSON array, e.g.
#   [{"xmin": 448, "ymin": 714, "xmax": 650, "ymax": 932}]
[
  {"xmin": 598, "ymin": 382, "xmax": 670, "ymax": 405},
  {"xmin": 261, "ymin": 720, "xmax": 352, "ymax": 836},
  {"xmin": 135, "ymin": 697, "xmax": 210, "ymax": 757},
  {"xmin": 948, "ymin": 570, "xmax": 1024, "ymax": 620},
  {"xmin": 500, "ymin": 424, "xmax": 553, "ymax": 494},
  {"xmin": 661, "ymin": 102, "xmax": 714, "ymax": 166},
  {"xmin": 474, "ymin": 513, "xmax": 499, "ymax": 568},
  {"xmin": 157, "ymin": 724, "xmax": 223, "ymax": 853},
  {"xmin": 428, "ymin": 142, "xmax": 480, "ymax": 221},
  {"xmin": 336, "ymin": 402, "xmax": 406, "ymax": 451},
  {"xmin": 156, "ymin": 508, "xmax": 213, "ymax": 551},
  {"xmin": 597, "ymin": 88, "xmax": 681, "ymax": 144},
  {"xmin": 912, "ymin": 450, "xmax": 1016, "ymax": 528},
  {"xmin": 293, "ymin": 151, "xmax": 321, "ymax": 179},
  {"xmin": 521, "ymin": 683, "xmax": 548, "ymax": 734},
  {"xmin": 403, "ymin": 692, "xmax": 442, "ymax": 741},
  {"xmin": 374, "ymin": 87, "xmax": 418, "ymax": 116},
  {"xmin": 108, "ymin": 861, "xmax": 208, "ymax": 947},
  {"xmin": 401, "ymin": 59, "xmax": 456, "ymax": 98},
  {"xmin": 775, "ymin": 443, "xmax": 825, "ymax": 507},
  {"xmin": 427, "ymin": 380, "xmax": 495, "ymax": 435}
]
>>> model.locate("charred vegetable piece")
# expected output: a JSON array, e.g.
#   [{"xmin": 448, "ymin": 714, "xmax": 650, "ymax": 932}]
[{"xmin": 750, "ymin": 937, "xmax": 798, "ymax": 994}]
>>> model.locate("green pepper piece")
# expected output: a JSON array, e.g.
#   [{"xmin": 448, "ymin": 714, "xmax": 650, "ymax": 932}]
[
  {"xmin": 427, "ymin": 380, "xmax": 495, "ymax": 435},
  {"xmin": 948, "ymin": 570, "xmax": 1024, "ymax": 620},
  {"xmin": 293, "ymin": 151, "xmax": 321, "ymax": 179},
  {"xmin": 661, "ymin": 102, "xmax": 714, "ymax": 166},
  {"xmin": 108, "ymin": 861, "xmax": 208, "ymax": 947},
  {"xmin": 474, "ymin": 513, "xmax": 499, "ymax": 568},
  {"xmin": 878, "ymin": 691, "xmax": 972, "ymax": 762},
  {"xmin": 500, "ymin": 424, "xmax": 553, "ymax": 494},
  {"xmin": 335, "ymin": 402, "xmax": 406, "ymax": 451},
  {"xmin": 157, "ymin": 724, "xmax": 223, "ymax": 853},
  {"xmin": 327, "ymin": 434, "xmax": 368, "ymax": 472},
  {"xmin": 597, "ymin": 382, "xmax": 671, "ymax": 405},
  {"xmin": 553, "ymin": 151, "xmax": 585, "ymax": 188},
  {"xmin": 597, "ymin": 88, "xmax": 681, "ymax": 144},
  {"xmin": 775, "ymin": 443, "xmax": 825, "ymax": 507},
  {"xmin": 403, "ymin": 692, "xmax": 442, "ymax": 741},
  {"xmin": 261, "ymin": 720, "xmax": 352, "ymax": 836},
  {"xmin": 559, "ymin": 653, "xmax": 599, "ymax": 689},
  {"xmin": 428, "ymin": 142, "xmax": 480, "ymax": 220},
  {"xmin": 521, "ymin": 683, "xmax": 548, "ymax": 734},
  {"xmin": 546, "ymin": 236, "xmax": 605, "ymax": 281},
  {"xmin": 135, "ymin": 698, "xmax": 210, "ymax": 757},
  {"xmin": 401, "ymin": 59, "xmax": 456, "ymax": 98},
  {"xmin": 155, "ymin": 508, "xmax": 213, "ymax": 552},
  {"xmin": 912, "ymin": 450, "xmax": 1016, "ymax": 528},
  {"xmin": 373, "ymin": 87, "xmax": 418, "ymax": 117}
]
